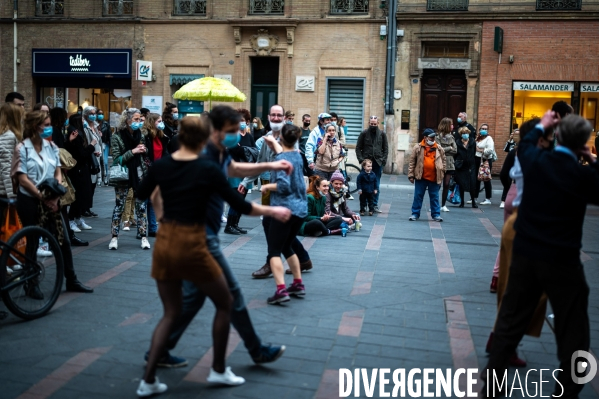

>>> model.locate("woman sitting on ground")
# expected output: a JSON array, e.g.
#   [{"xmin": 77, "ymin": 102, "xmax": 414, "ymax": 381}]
[{"xmin": 298, "ymin": 176, "xmax": 343, "ymax": 237}]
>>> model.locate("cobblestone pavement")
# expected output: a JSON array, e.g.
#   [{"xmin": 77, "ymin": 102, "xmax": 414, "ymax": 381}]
[{"xmin": 2, "ymin": 175, "xmax": 599, "ymax": 398}]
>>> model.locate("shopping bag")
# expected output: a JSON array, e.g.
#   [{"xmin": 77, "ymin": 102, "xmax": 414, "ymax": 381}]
[
  {"xmin": 108, "ymin": 164, "xmax": 129, "ymax": 186},
  {"xmin": 447, "ymin": 184, "xmax": 462, "ymax": 205},
  {"xmin": 448, "ymin": 175, "xmax": 456, "ymax": 191},
  {"xmin": 60, "ymin": 173, "xmax": 76, "ymax": 206},
  {"xmin": 477, "ymin": 160, "xmax": 492, "ymax": 182},
  {"xmin": 1, "ymin": 205, "xmax": 26, "ymax": 265}
]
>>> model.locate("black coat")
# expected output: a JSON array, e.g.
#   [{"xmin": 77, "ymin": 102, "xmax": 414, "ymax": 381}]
[
  {"xmin": 453, "ymin": 122, "xmax": 476, "ymax": 142},
  {"xmin": 454, "ymin": 138, "xmax": 476, "ymax": 192},
  {"xmin": 163, "ymin": 122, "xmax": 178, "ymax": 140},
  {"xmin": 64, "ymin": 130, "xmax": 94, "ymax": 210},
  {"xmin": 52, "ymin": 126, "xmax": 65, "ymax": 149},
  {"xmin": 145, "ymin": 134, "xmax": 170, "ymax": 163},
  {"xmin": 100, "ymin": 121, "xmax": 111, "ymax": 146}
]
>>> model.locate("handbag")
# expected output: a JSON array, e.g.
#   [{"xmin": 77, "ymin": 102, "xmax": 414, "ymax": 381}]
[
  {"xmin": 89, "ymin": 153, "xmax": 101, "ymax": 175},
  {"xmin": 477, "ymin": 160, "xmax": 492, "ymax": 182},
  {"xmin": 108, "ymin": 164, "xmax": 129, "ymax": 186},
  {"xmin": 1, "ymin": 205, "xmax": 26, "ymax": 266},
  {"xmin": 454, "ymin": 159, "xmax": 464, "ymax": 170},
  {"xmin": 447, "ymin": 184, "xmax": 462, "ymax": 205},
  {"xmin": 59, "ymin": 148, "xmax": 77, "ymax": 170},
  {"xmin": 60, "ymin": 173, "xmax": 76, "ymax": 206}
]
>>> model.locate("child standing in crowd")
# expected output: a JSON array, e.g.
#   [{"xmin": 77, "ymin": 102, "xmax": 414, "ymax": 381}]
[
  {"xmin": 260, "ymin": 124, "xmax": 308, "ymax": 305},
  {"xmin": 357, "ymin": 159, "xmax": 378, "ymax": 216}
]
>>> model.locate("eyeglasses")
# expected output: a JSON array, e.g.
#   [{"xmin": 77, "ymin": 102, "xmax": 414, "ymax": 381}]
[{"xmin": 270, "ymin": 114, "xmax": 284, "ymax": 118}]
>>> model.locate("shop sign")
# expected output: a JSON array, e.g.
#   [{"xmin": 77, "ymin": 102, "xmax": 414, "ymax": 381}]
[
  {"xmin": 136, "ymin": 61, "xmax": 152, "ymax": 82},
  {"xmin": 142, "ymin": 96, "xmax": 163, "ymax": 114},
  {"xmin": 581, "ymin": 83, "xmax": 599, "ymax": 92},
  {"xmin": 512, "ymin": 81, "xmax": 574, "ymax": 92},
  {"xmin": 32, "ymin": 49, "xmax": 132, "ymax": 78}
]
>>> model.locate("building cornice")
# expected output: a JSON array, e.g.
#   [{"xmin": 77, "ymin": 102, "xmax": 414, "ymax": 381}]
[{"xmin": 395, "ymin": 11, "xmax": 599, "ymax": 21}]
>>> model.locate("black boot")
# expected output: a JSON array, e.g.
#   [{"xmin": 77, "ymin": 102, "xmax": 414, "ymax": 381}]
[
  {"xmin": 66, "ymin": 279, "xmax": 93, "ymax": 293},
  {"xmin": 233, "ymin": 215, "xmax": 247, "ymax": 234},
  {"xmin": 224, "ymin": 217, "xmax": 241, "ymax": 235},
  {"xmin": 70, "ymin": 235, "xmax": 89, "ymax": 247}
]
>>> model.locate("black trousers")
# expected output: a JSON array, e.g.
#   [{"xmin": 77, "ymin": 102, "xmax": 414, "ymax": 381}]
[
  {"xmin": 16, "ymin": 192, "xmax": 78, "ymax": 282},
  {"xmin": 359, "ymin": 192, "xmax": 375, "ymax": 212},
  {"xmin": 303, "ymin": 217, "xmax": 343, "ymax": 236},
  {"xmin": 262, "ymin": 216, "xmax": 310, "ymax": 264},
  {"xmin": 485, "ymin": 252, "xmax": 589, "ymax": 398},
  {"xmin": 267, "ymin": 216, "xmax": 304, "ymax": 259},
  {"xmin": 500, "ymin": 176, "xmax": 512, "ymax": 202}
]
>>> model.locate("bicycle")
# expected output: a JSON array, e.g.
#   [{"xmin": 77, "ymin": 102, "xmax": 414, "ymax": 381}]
[
  {"xmin": 341, "ymin": 152, "xmax": 361, "ymax": 194},
  {"xmin": 0, "ymin": 198, "xmax": 64, "ymax": 320}
]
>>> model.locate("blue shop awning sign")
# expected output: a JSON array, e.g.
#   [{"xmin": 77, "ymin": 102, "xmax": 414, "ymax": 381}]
[{"xmin": 32, "ymin": 49, "xmax": 132, "ymax": 78}]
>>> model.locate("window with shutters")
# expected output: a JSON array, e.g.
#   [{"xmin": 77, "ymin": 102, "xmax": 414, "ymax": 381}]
[
  {"xmin": 174, "ymin": 0, "xmax": 206, "ymax": 15},
  {"xmin": 327, "ymin": 79, "xmax": 365, "ymax": 144},
  {"xmin": 103, "ymin": 0, "xmax": 134, "ymax": 16},
  {"xmin": 36, "ymin": 0, "xmax": 64, "ymax": 16}
]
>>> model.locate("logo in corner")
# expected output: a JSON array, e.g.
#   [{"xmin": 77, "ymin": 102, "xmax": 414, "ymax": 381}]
[{"xmin": 571, "ymin": 350, "xmax": 598, "ymax": 384}]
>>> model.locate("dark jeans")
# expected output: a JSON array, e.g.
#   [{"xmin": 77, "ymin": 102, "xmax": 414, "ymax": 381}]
[
  {"xmin": 227, "ymin": 192, "xmax": 247, "ymax": 218},
  {"xmin": 16, "ymin": 192, "xmax": 77, "ymax": 282},
  {"xmin": 262, "ymin": 216, "xmax": 310, "ymax": 264},
  {"xmin": 411, "ymin": 179, "xmax": 440, "ymax": 218},
  {"xmin": 360, "ymin": 192, "xmax": 375, "ymax": 212},
  {"xmin": 313, "ymin": 169, "xmax": 334, "ymax": 180},
  {"xmin": 371, "ymin": 160, "xmax": 382, "ymax": 206},
  {"xmin": 303, "ymin": 217, "xmax": 343, "ymax": 236},
  {"xmin": 147, "ymin": 200, "xmax": 158, "ymax": 234},
  {"xmin": 474, "ymin": 156, "xmax": 492, "ymax": 199},
  {"xmin": 500, "ymin": 176, "xmax": 512, "ymax": 202},
  {"xmin": 485, "ymin": 253, "xmax": 589, "ymax": 398},
  {"xmin": 166, "ymin": 234, "xmax": 262, "ymax": 356}
]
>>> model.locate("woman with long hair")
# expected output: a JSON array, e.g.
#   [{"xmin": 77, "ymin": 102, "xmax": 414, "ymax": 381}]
[
  {"xmin": 298, "ymin": 175, "xmax": 343, "ymax": 237},
  {"xmin": 64, "ymin": 114, "xmax": 95, "ymax": 232},
  {"xmin": 436, "ymin": 117, "xmax": 457, "ymax": 212},
  {"xmin": 109, "ymin": 108, "xmax": 150, "ymax": 250},
  {"xmin": 0, "ymin": 103, "xmax": 23, "ymax": 230},
  {"xmin": 141, "ymin": 113, "xmax": 169, "ymax": 237},
  {"xmin": 135, "ymin": 116, "xmax": 290, "ymax": 396},
  {"xmin": 161, "ymin": 102, "xmax": 178, "ymax": 141},
  {"xmin": 252, "ymin": 116, "xmax": 265, "ymax": 141},
  {"xmin": 11, "ymin": 111, "xmax": 92, "ymax": 293}
]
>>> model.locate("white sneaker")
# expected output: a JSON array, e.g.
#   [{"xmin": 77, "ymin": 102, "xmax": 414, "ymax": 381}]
[
  {"xmin": 109, "ymin": 237, "xmax": 118, "ymax": 250},
  {"xmin": 37, "ymin": 244, "xmax": 52, "ymax": 257},
  {"xmin": 441, "ymin": 206, "xmax": 450, "ymax": 212},
  {"xmin": 207, "ymin": 367, "xmax": 245, "ymax": 386},
  {"xmin": 247, "ymin": 189, "xmax": 252, "ymax": 194},
  {"xmin": 347, "ymin": 194, "xmax": 354, "ymax": 200},
  {"xmin": 6, "ymin": 266, "xmax": 13, "ymax": 274},
  {"xmin": 70, "ymin": 220, "xmax": 81, "ymax": 233},
  {"xmin": 466, "ymin": 200, "xmax": 472, "ymax": 204},
  {"xmin": 221, "ymin": 215, "xmax": 227, "ymax": 223},
  {"xmin": 76, "ymin": 218, "xmax": 92, "ymax": 230},
  {"xmin": 141, "ymin": 237, "xmax": 151, "ymax": 250},
  {"xmin": 122, "ymin": 221, "xmax": 131, "ymax": 231},
  {"xmin": 499, "ymin": 201, "xmax": 505, "ymax": 209},
  {"xmin": 481, "ymin": 199, "xmax": 492, "ymax": 205},
  {"xmin": 136, "ymin": 377, "xmax": 167, "ymax": 397}
]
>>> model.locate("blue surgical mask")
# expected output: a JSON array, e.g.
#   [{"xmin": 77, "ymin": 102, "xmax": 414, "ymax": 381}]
[
  {"xmin": 285, "ymin": 120, "xmax": 293, "ymax": 125},
  {"xmin": 462, "ymin": 134, "xmax": 469, "ymax": 140},
  {"xmin": 457, "ymin": 118, "xmax": 462, "ymax": 123},
  {"xmin": 97, "ymin": 115, "xmax": 104, "ymax": 121},
  {"xmin": 88, "ymin": 115, "xmax": 96, "ymax": 122},
  {"xmin": 253, "ymin": 123, "xmax": 258, "ymax": 129},
  {"xmin": 64, "ymin": 120, "xmax": 69, "ymax": 127},
  {"xmin": 156, "ymin": 122, "xmax": 165, "ymax": 130},
  {"xmin": 131, "ymin": 122, "xmax": 142, "ymax": 130},
  {"xmin": 240, "ymin": 122, "xmax": 247, "ymax": 130},
  {"xmin": 41, "ymin": 126, "xmax": 53, "ymax": 139},
  {"xmin": 332, "ymin": 122, "xmax": 337, "ymax": 126},
  {"xmin": 77, "ymin": 111, "xmax": 82, "ymax": 115},
  {"xmin": 480, "ymin": 130, "xmax": 488, "ymax": 136},
  {"xmin": 172, "ymin": 113, "xmax": 179, "ymax": 121},
  {"xmin": 222, "ymin": 132, "xmax": 241, "ymax": 147}
]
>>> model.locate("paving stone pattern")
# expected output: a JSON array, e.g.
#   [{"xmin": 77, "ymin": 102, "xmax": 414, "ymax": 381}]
[{"xmin": 1, "ymin": 175, "xmax": 599, "ymax": 398}]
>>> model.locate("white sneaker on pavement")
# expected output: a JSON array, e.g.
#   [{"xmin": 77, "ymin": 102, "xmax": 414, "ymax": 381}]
[
  {"xmin": 221, "ymin": 215, "xmax": 227, "ymax": 223},
  {"xmin": 70, "ymin": 220, "xmax": 81, "ymax": 233},
  {"xmin": 247, "ymin": 189, "xmax": 252, "ymax": 194},
  {"xmin": 499, "ymin": 201, "xmax": 505, "ymax": 208},
  {"xmin": 466, "ymin": 200, "xmax": 472, "ymax": 204},
  {"xmin": 109, "ymin": 237, "xmax": 118, "ymax": 250},
  {"xmin": 441, "ymin": 206, "xmax": 450, "ymax": 212},
  {"xmin": 136, "ymin": 377, "xmax": 167, "ymax": 397},
  {"xmin": 141, "ymin": 237, "xmax": 151, "ymax": 250},
  {"xmin": 37, "ymin": 245, "xmax": 52, "ymax": 257},
  {"xmin": 481, "ymin": 199, "xmax": 492, "ymax": 205},
  {"xmin": 76, "ymin": 218, "xmax": 92, "ymax": 230},
  {"xmin": 122, "ymin": 221, "xmax": 131, "ymax": 231},
  {"xmin": 207, "ymin": 367, "xmax": 245, "ymax": 386}
]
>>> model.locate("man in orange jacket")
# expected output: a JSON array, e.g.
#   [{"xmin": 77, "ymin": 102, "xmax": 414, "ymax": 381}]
[{"xmin": 407, "ymin": 128, "xmax": 446, "ymax": 222}]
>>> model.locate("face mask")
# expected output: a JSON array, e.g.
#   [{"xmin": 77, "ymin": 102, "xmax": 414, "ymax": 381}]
[
  {"xmin": 64, "ymin": 120, "xmax": 69, "ymax": 127},
  {"xmin": 480, "ymin": 130, "xmax": 488, "ymax": 136},
  {"xmin": 457, "ymin": 118, "xmax": 462, "ymax": 123},
  {"xmin": 253, "ymin": 123, "xmax": 258, "ymax": 129},
  {"xmin": 222, "ymin": 132, "xmax": 241, "ymax": 147},
  {"xmin": 303, "ymin": 122, "xmax": 310, "ymax": 128},
  {"xmin": 97, "ymin": 115, "xmax": 104, "ymax": 121},
  {"xmin": 240, "ymin": 122, "xmax": 247, "ymax": 130},
  {"xmin": 77, "ymin": 111, "xmax": 82, "ymax": 115},
  {"xmin": 318, "ymin": 190, "xmax": 326, "ymax": 197},
  {"xmin": 131, "ymin": 122, "xmax": 142, "ymax": 130},
  {"xmin": 156, "ymin": 122, "xmax": 165, "ymax": 130},
  {"xmin": 462, "ymin": 134, "xmax": 470, "ymax": 140},
  {"xmin": 88, "ymin": 115, "xmax": 96, "ymax": 122},
  {"xmin": 41, "ymin": 126, "xmax": 53, "ymax": 139},
  {"xmin": 332, "ymin": 122, "xmax": 337, "ymax": 126},
  {"xmin": 426, "ymin": 140, "xmax": 435, "ymax": 146},
  {"xmin": 172, "ymin": 113, "xmax": 179, "ymax": 121},
  {"xmin": 285, "ymin": 120, "xmax": 293, "ymax": 125},
  {"xmin": 270, "ymin": 121, "xmax": 284, "ymax": 132},
  {"xmin": 369, "ymin": 126, "xmax": 377, "ymax": 132}
]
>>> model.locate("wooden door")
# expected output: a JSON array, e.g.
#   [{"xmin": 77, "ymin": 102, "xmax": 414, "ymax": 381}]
[
  {"xmin": 419, "ymin": 70, "xmax": 467, "ymax": 140},
  {"xmin": 250, "ymin": 57, "xmax": 279, "ymax": 123}
]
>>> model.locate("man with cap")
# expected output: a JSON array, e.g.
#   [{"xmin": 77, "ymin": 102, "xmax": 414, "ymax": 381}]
[
  {"xmin": 305, "ymin": 112, "xmax": 332, "ymax": 170},
  {"xmin": 356, "ymin": 116, "xmax": 388, "ymax": 212},
  {"xmin": 407, "ymin": 128, "xmax": 446, "ymax": 222}
]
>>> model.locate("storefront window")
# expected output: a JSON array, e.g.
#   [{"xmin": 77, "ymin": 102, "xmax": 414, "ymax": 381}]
[{"xmin": 512, "ymin": 81, "xmax": 573, "ymax": 129}]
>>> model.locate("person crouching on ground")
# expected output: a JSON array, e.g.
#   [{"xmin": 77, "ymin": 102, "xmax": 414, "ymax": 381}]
[
  {"xmin": 357, "ymin": 159, "xmax": 378, "ymax": 216},
  {"xmin": 407, "ymin": 128, "xmax": 446, "ymax": 222},
  {"xmin": 326, "ymin": 170, "xmax": 361, "ymax": 228}
]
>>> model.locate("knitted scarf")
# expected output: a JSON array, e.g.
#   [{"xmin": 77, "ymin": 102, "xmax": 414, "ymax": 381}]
[{"xmin": 329, "ymin": 189, "xmax": 345, "ymax": 214}]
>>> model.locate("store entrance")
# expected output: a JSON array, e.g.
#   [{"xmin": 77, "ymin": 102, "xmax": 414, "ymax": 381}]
[
  {"xmin": 250, "ymin": 57, "xmax": 279, "ymax": 123},
  {"xmin": 419, "ymin": 69, "xmax": 467, "ymax": 140}
]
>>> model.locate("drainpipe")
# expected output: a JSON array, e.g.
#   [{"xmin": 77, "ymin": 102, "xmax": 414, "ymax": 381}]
[
  {"xmin": 384, "ymin": 0, "xmax": 397, "ymax": 115},
  {"xmin": 13, "ymin": 0, "xmax": 18, "ymax": 92}
]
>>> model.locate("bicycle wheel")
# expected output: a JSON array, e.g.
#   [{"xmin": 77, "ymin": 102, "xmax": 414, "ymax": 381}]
[
  {"xmin": 0, "ymin": 226, "xmax": 64, "ymax": 320},
  {"xmin": 344, "ymin": 164, "xmax": 362, "ymax": 194}
]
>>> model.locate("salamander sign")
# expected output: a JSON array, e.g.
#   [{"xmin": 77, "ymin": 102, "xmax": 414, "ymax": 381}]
[
  {"xmin": 581, "ymin": 83, "xmax": 599, "ymax": 92},
  {"xmin": 512, "ymin": 81, "xmax": 574, "ymax": 92}
]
